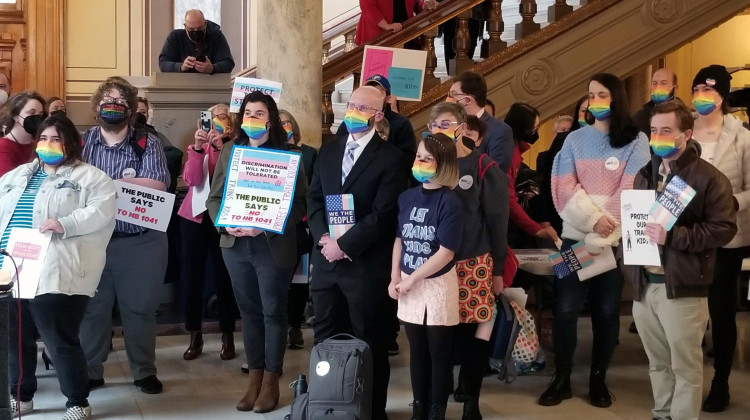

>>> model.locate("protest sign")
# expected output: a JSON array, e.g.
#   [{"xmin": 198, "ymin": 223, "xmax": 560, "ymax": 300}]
[
  {"xmin": 621, "ymin": 190, "xmax": 661, "ymax": 266},
  {"xmin": 216, "ymin": 146, "xmax": 301, "ymax": 234},
  {"xmin": 325, "ymin": 194, "xmax": 355, "ymax": 239},
  {"xmin": 361, "ymin": 46, "xmax": 427, "ymax": 101},
  {"xmin": 1, "ymin": 228, "xmax": 52, "ymax": 299},
  {"xmin": 549, "ymin": 241, "xmax": 616, "ymax": 281},
  {"xmin": 114, "ymin": 181, "xmax": 176, "ymax": 232},
  {"xmin": 230, "ymin": 78, "xmax": 282, "ymax": 113},
  {"xmin": 649, "ymin": 175, "xmax": 696, "ymax": 231}
]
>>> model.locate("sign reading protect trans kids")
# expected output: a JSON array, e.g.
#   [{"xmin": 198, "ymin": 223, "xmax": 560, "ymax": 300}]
[
  {"xmin": 216, "ymin": 146, "xmax": 301, "ymax": 234},
  {"xmin": 230, "ymin": 77, "xmax": 282, "ymax": 113}
]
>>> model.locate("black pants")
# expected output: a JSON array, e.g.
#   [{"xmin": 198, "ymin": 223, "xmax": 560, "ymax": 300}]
[
  {"xmin": 312, "ymin": 272, "xmax": 391, "ymax": 418},
  {"xmin": 404, "ymin": 322, "xmax": 453, "ymax": 405},
  {"xmin": 708, "ymin": 247, "xmax": 746, "ymax": 383},
  {"xmin": 9, "ymin": 294, "xmax": 90, "ymax": 408},
  {"xmin": 287, "ymin": 279, "xmax": 309, "ymax": 329},
  {"xmin": 453, "ymin": 323, "xmax": 490, "ymax": 396},
  {"xmin": 179, "ymin": 216, "xmax": 238, "ymax": 333},
  {"xmin": 440, "ymin": 18, "xmax": 482, "ymax": 71}
]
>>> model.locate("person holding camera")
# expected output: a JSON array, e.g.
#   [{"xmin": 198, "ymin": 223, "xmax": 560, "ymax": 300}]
[{"xmin": 158, "ymin": 9, "xmax": 235, "ymax": 74}]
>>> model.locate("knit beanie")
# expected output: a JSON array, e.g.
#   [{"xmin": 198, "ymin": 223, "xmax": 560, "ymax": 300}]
[{"xmin": 692, "ymin": 65, "xmax": 732, "ymax": 99}]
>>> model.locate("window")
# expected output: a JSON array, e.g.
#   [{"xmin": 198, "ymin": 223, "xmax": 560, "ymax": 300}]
[{"xmin": 174, "ymin": 0, "xmax": 221, "ymax": 29}]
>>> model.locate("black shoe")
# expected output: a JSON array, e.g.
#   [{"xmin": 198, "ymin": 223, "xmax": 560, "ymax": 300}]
[
  {"xmin": 388, "ymin": 341, "xmax": 400, "ymax": 356},
  {"xmin": 461, "ymin": 396, "xmax": 482, "ymax": 420},
  {"xmin": 87, "ymin": 378, "xmax": 105, "ymax": 391},
  {"xmin": 702, "ymin": 380, "xmax": 729, "ymax": 412},
  {"xmin": 538, "ymin": 374, "xmax": 571, "ymax": 406},
  {"xmin": 428, "ymin": 404, "xmax": 446, "ymax": 420},
  {"xmin": 134, "ymin": 375, "xmax": 163, "ymax": 394},
  {"xmin": 288, "ymin": 327, "xmax": 304, "ymax": 350},
  {"xmin": 409, "ymin": 400, "xmax": 426, "ymax": 420},
  {"xmin": 589, "ymin": 369, "xmax": 613, "ymax": 408},
  {"xmin": 629, "ymin": 321, "xmax": 638, "ymax": 334},
  {"xmin": 41, "ymin": 349, "xmax": 54, "ymax": 370}
]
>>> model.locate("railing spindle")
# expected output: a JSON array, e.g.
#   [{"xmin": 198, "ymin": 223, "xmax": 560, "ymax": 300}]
[
  {"xmin": 422, "ymin": 26, "xmax": 440, "ymax": 90},
  {"xmin": 453, "ymin": 10, "xmax": 474, "ymax": 76},
  {"xmin": 548, "ymin": 0, "xmax": 573, "ymax": 21},
  {"xmin": 322, "ymin": 42, "xmax": 331, "ymax": 65},
  {"xmin": 483, "ymin": 0, "xmax": 506, "ymax": 58},
  {"xmin": 516, "ymin": 0, "xmax": 541, "ymax": 40},
  {"xmin": 322, "ymin": 84, "xmax": 335, "ymax": 135},
  {"xmin": 344, "ymin": 29, "xmax": 357, "ymax": 53}
]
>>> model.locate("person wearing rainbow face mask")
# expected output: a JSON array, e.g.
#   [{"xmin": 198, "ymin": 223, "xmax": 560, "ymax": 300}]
[
  {"xmin": 545, "ymin": 73, "xmax": 649, "ymax": 408},
  {"xmin": 206, "ymin": 91, "xmax": 307, "ymax": 414},
  {"xmin": 0, "ymin": 115, "xmax": 116, "ymax": 420},
  {"xmin": 688, "ymin": 64, "xmax": 750, "ymax": 413},
  {"xmin": 621, "ymin": 101, "xmax": 737, "ymax": 420},
  {"xmin": 633, "ymin": 68, "xmax": 679, "ymax": 138},
  {"xmin": 177, "ymin": 102, "xmax": 239, "ymax": 362}
]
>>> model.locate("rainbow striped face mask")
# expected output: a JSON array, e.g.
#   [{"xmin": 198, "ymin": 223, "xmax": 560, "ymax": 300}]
[
  {"xmin": 343, "ymin": 109, "xmax": 373, "ymax": 134},
  {"xmin": 588, "ymin": 98, "xmax": 612, "ymax": 121},
  {"xmin": 284, "ymin": 125, "xmax": 294, "ymax": 140},
  {"xmin": 650, "ymin": 86, "xmax": 674, "ymax": 104},
  {"xmin": 578, "ymin": 109, "xmax": 588, "ymax": 127},
  {"xmin": 213, "ymin": 117, "xmax": 227, "ymax": 135},
  {"xmin": 692, "ymin": 93, "xmax": 717, "ymax": 116},
  {"xmin": 36, "ymin": 142, "xmax": 65, "ymax": 165},
  {"xmin": 412, "ymin": 159, "xmax": 437, "ymax": 184},
  {"xmin": 649, "ymin": 133, "xmax": 682, "ymax": 158},
  {"xmin": 432, "ymin": 128, "xmax": 457, "ymax": 142},
  {"xmin": 241, "ymin": 116, "xmax": 269, "ymax": 140}
]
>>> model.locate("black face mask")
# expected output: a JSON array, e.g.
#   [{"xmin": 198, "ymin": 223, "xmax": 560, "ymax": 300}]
[
  {"xmin": 135, "ymin": 112, "xmax": 148, "ymax": 126},
  {"xmin": 187, "ymin": 29, "xmax": 206, "ymax": 43},
  {"xmin": 524, "ymin": 130, "xmax": 540, "ymax": 145},
  {"xmin": 22, "ymin": 114, "xmax": 45, "ymax": 136},
  {"xmin": 461, "ymin": 137, "xmax": 476, "ymax": 150},
  {"xmin": 50, "ymin": 110, "xmax": 66, "ymax": 117}
]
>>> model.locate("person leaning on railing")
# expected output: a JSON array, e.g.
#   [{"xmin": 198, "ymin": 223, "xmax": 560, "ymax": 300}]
[{"xmin": 355, "ymin": 0, "xmax": 438, "ymax": 46}]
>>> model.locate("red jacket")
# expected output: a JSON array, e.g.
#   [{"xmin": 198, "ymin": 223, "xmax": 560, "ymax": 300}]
[
  {"xmin": 0, "ymin": 137, "xmax": 34, "ymax": 177},
  {"xmin": 508, "ymin": 142, "xmax": 543, "ymax": 236},
  {"xmin": 356, "ymin": 0, "xmax": 423, "ymax": 46}
]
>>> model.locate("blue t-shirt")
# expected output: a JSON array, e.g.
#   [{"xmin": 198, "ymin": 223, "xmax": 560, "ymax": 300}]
[{"xmin": 397, "ymin": 186, "xmax": 463, "ymax": 277}]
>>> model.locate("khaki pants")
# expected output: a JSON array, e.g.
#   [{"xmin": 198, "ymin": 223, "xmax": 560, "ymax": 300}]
[{"xmin": 633, "ymin": 283, "xmax": 709, "ymax": 420}]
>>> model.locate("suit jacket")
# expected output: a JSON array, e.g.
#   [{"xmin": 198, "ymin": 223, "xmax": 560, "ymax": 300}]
[
  {"xmin": 478, "ymin": 111, "xmax": 515, "ymax": 173},
  {"xmin": 307, "ymin": 130, "xmax": 406, "ymax": 280},
  {"xmin": 206, "ymin": 140, "xmax": 308, "ymax": 269}
]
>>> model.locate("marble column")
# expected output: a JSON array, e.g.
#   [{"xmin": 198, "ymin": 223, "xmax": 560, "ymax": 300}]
[{"xmin": 257, "ymin": 1, "xmax": 323, "ymax": 148}]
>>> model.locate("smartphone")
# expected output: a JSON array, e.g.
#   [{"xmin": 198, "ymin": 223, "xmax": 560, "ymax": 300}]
[
  {"xmin": 200, "ymin": 111, "xmax": 212, "ymax": 133},
  {"xmin": 195, "ymin": 55, "xmax": 207, "ymax": 62}
]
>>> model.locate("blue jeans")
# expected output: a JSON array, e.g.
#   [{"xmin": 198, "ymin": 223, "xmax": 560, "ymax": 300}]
[
  {"xmin": 553, "ymin": 239, "xmax": 623, "ymax": 374},
  {"xmin": 222, "ymin": 236, "xmax": 294, "ymax": 373}
]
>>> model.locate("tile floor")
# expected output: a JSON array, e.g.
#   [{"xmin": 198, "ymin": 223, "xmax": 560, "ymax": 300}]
[{"xmin": 22, "ymin": 313, "xmax": 750, "ymax": 419}]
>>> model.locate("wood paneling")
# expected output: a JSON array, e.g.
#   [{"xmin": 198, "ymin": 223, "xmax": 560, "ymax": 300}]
[{"xmin": 26, "ymin": 0, "xmax": 64, "ymax": 97}]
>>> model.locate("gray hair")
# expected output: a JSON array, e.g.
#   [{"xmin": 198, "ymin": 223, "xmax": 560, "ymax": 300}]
[
  {"xmin": 553, "ymin": 114, "xmax": 574, "ymax": 132},
  {"xmin": 279, "ymin": 109, "xmax": 301, "ymax": 144},
  {"xmin": 429, "ymin": 102, "xmax": 468, "ymax": 124}
]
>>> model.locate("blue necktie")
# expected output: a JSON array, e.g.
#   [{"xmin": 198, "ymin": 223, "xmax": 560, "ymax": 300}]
[{"xmin": 341, "ymin": 142, "xmax": 360, "ymax": 185}]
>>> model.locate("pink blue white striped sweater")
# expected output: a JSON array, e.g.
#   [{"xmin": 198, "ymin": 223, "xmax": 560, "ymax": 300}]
[{"xmin": 551, "ymin": 125, "xmax": 650, "ymax": 245}]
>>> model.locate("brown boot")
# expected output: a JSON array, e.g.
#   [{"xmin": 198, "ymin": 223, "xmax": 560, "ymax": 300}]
[
  {"xmin": 183, "ymin": 331, "xmax": 203, "ymax": 360},
  {"xmin": 236, "ymin": 369, "xmax": 263, "ymax": 411},
  {"xmin": 253, "ymin": 371, "xmax": 280, "ymax": 413},
  {"xmin": 220, "ymin": 332, "xmax": 236, "ymax": 360}
]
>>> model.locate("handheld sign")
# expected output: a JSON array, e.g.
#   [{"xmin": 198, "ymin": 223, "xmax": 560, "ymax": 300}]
[
  {"xmin": 114, "ymin": 181, "xmax": 176, "ymax": 232},
  {"xmin": 621, "ymin": 190, "xmax": 662, "ymax": 266},
  {"xmin": 360, "ymin": 46, "xmax": 427, "ymax": 101},
  {"xmin": 0, "ymin": 228, "xmax": 52, "ymax": 299},
  {"xmin": 549, "ymin": 242, "xmax": 593, "ymax": 279},
  {"xmin": 648, "ymin": 175, "xmax": 696, "ymax": 231},
  {"xmin": 325, "ymin": 194, "xmax": 355, "ymax": 239},
  {"xmin": 216, "ymin": 146, "xmax": 301, "ymax": 234},
  {"xmin": 230, "ymin": 78, "xmax": 282, "ymax": 113}
]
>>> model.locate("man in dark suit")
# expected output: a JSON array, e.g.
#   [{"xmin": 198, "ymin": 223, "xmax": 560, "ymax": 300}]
[
  {"xmin": 308, "ymin": 86, "xmax": 406, "ymax": 420},
  {"xmin": 449, "ymin": 72, "xmax": 514, "ymax": 173}
]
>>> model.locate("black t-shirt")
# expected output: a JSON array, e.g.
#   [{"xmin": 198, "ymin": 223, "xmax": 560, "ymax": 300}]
[
  {"xmin": 393, "ymin": 0, "xmax": 409, "ymax": 23},
  {"xmin": 398, "ymin": 186, "xmax": 463, "ymax": 277}
]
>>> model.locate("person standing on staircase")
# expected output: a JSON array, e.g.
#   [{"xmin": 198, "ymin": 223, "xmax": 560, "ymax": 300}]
[{"xmin": 632, "ymin": 68, "xmax": 680, "ymax": 138}]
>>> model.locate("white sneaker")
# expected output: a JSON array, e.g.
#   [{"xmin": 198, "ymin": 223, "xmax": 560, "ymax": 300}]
[
  {"xmin": 10, "ymin": 397, "xmax": 33, "ymax": 417},
  {"xmin": 61, "ymin": 405, "xmax": 91, "ymax": 420}
]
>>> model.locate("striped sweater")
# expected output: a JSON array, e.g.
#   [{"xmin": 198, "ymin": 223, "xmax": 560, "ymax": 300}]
[{"xmin": 551, "ymin": 125, "xmax": 650, "ymax": 248}]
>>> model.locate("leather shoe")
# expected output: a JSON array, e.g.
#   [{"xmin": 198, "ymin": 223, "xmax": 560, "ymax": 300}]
[
  {"xmin": 702, "ymin": 380, "xmax": 729, "ymax": 412},
  {"xmin": 183, "ymin": 331, "xmax": 203, "ymax": 360},
  {"xmin": 539, "ymin": 374, "xmax": 571, "ymax": 406},
  {"xmin": 237, "ymin": 369, "xmax": 263, "ymax": 411},
  {"xmin": 410, "ymin": 400, "xmax": 426, "ymax": 420},
  {"xmin": 253, "ymin": 371, "xmax": 280, "ymax": 413},
  {"xmin": 134, "ymin": 375, "xmax": 163, "ymax": 394},
  {"xmin": 220, "ymin": 332, "xmax": 236, "ymax": 360},
  {"xmin": 589, "ymin": 369, "xmax": 613, "ymax": 408}
]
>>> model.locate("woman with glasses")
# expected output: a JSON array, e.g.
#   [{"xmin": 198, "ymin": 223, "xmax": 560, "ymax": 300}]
[
  {"xmin": 279, "ymin": 109, "xmax": 317, "ymax": 350},
  {"xmin": 177, "ymin": 103, "xmax": 239, "ymax": 361},
  {"xmin": 504, "ymin": 102, "xmax": 559, "ymax": 243}
]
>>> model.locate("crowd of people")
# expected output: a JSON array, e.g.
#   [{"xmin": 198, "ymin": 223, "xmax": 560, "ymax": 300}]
[{"xmin": 0, "ymin": 7, "xmax": 748, "ymax": 420}]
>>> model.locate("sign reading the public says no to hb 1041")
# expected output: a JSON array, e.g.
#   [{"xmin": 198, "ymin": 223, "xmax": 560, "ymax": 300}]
[{"xmin": 114, "ymin": 181, "xmax": 176, "ymax": 232}]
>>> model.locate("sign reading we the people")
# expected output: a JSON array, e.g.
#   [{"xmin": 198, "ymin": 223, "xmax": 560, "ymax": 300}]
[
  {"xmin": 216, "ymin": 146, "xmax": 301, "ymax": 234},
  {"xmin": 114, "ymin": 181, "xmax": 176, "ymax": 232}
]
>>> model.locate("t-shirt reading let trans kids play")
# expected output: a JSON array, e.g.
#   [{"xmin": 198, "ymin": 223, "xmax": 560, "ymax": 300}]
[{"xmin": 397, "ymin": 186, "xmax": 463, "ymax": 278}]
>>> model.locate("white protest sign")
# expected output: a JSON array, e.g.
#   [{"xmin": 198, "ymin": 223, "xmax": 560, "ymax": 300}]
[
  {"xmin": 216, "ymin": 146, "xmax": 301, "ymax": 234},
  {"xmin": 114, "ymin": 181, "xmax": 176, "ymax": 232},
  {"xmin": 230, "ymin": 78, "xmax": 283, "ymax": 113},
  {"xmin": 360, "ymin": 46, "xmax": 427, "ymax": 101},
  {"xmin": 621, "ymin": 190, "xmax": 661, "ymax": 266},
  {"xmin": 1, "ymin": 228, "xmax": 52, "ymax": 299}
]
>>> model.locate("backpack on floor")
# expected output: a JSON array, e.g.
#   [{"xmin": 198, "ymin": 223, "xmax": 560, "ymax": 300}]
[
  {"xmin": 290, "ymin": 334, "xmax": 373, "ymax": 420},
  {"xmin": 488, "ymin": 295, "xmax": 522, "ymax": 383}
]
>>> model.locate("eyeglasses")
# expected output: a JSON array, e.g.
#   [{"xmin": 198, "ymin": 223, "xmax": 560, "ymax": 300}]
[
  {"xmin": 448, "ymin": 91, "xmax": 472, "ymax": 101},
  {"xmin": 428, "ymin": 121, "xmax": 459, "ymax": 131},
  {"xmin": 101, "ymin": 96, "xmax": 128, "ymax": 106},
  {"xmin": 346, "ymin": 102, "xmax": 380, "ymax": 113},
  {"xmin": 281, "ymin": 120, "xmax": 293, "ymax": 128}
]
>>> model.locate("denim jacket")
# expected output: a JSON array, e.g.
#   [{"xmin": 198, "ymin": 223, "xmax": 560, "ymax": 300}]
[{"xmin": 0, "ymin": 160, "xmax": 116, "ymax": 297}]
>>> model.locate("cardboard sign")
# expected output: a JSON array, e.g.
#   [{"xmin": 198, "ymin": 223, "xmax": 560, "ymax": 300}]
[
  {"xmin": 114, "ymin": 181, "xmax": 176, "ymax": 232},
  {"xmin": 361, "ymin": 46, "xmax": 427, "ymax": 101},
  {"xmin": 649, "ymin": 175, "xmax": 696, "ymax": 231},
  {"xmin": 325, "ymin": 194, "xmax": 355, "ymax": 239},
  {"xmin": 621, "ymin": 190, "xmax": 662, "ymax": 266},
  {"xmin": 230, "ymin": 78, "xmax": 282, "ymax": 113},
  {"xmin": 216, "ymin": 146, "xmax": 301, "ymax": 234},
  {"xmin": 0, "ymin": 228, "xmax": 52, "ymax": 299}
]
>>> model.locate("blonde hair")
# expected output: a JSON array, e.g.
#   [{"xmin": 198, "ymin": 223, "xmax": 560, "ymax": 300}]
[
  {"xmin": 209, "ymin": 103, "xmax": 231, "ymax": 131},
  {"xmin": 375, "ymin": 117, "xmax": 390, "ymax": 140},
  {"xmin": 422, "ymin": 133, "xmax": 458, "ymax": 188}
]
